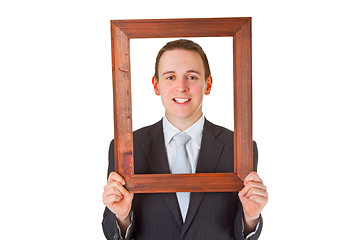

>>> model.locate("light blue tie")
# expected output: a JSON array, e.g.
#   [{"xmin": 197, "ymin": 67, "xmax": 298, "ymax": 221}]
[{"xmin": 171, "ymin": 132, "xmax": 191, "ymax": 222}]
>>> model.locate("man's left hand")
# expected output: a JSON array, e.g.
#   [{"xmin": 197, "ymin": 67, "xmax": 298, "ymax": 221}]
[{"xmin": 238, "ymin": 172, "xmax": 268, "ymax": 232}]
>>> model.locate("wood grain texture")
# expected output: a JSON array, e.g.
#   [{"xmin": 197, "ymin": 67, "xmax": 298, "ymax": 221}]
[
  {"xmin": 111, "ymin": 23, "xmax": 134, "ymax": 180},
  {"xmin": 125, "ymin": 173, "xmax": 244, "ymax": 193},
  {"xmin": 111, "ymin": 17, "xmax": 253, "ymax": 193},
  {"xmin": 112, "ymin": 18, "xmax": 249, "ymax": 38},
  {"xmin": 233, "ymin": 19, "xmax": 253, "ymax": 181}
]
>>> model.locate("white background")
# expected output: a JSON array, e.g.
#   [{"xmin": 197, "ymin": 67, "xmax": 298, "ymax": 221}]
[{"xmin": 1, "ymin": 0, "xmax": 359, "ymax": 239}]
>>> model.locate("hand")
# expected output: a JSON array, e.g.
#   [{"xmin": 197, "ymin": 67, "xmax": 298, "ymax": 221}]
[
  {"xmin": 238, "ymin": 172, "xmax": 268, "ymax": 233},
  {"xmin": 102, "ymin": 172, "xmax": 134, "ymax": 225}
]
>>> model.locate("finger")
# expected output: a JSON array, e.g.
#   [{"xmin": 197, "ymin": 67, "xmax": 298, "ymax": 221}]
[
  {"xmin": 244, "ymin": 172, "xmax": 263, "ymax": 185},
  {"xmin": 244, "ymin": 181, "xmax": 267, "ymax": 191},
  {"xmin": 103, "ymin": 185, "xmax": 122, "ymax": 197},
  {"xmin": 248, "ymin": 195, "xmax": 268, "ymax": 205},
  {"xmin": 105, "ymin": 181, "xmax": 130, "ymax": 197},
  {"xmin": 243, "ymin": 187, "xmax": 268, "ymax": 199},
  {"xmin": 239, "ymin": 181, "xmax": 267, "ymax": 197},
  {"xmin": 107, "ymin": 172, "xmax": 125, "ymax": 185},
  {"xmin": 103, "ymin": 194, "xmax": 122, "ymax": 206},
  {"xmin": 102, "ymin": 186, "xmax": 122, "ymax": 201},
  {"xmin": 110, "ymin": 180, "xmax": 130, "ymax": 197}
]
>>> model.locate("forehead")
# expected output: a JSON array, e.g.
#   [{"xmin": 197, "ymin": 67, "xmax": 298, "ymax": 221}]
[{"xmin": 158, "ymin": 49, "xmax": 204, "ymax": 73}]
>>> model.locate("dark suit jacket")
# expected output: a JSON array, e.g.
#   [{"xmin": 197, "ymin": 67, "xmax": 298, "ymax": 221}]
[{"xmin": 102, "ymin": 119, "xmax": 262, "ymax": 240}]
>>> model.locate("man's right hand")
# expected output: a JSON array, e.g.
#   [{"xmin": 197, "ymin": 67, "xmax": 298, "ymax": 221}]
[{"xmin": 102, "ymin": 172, "xmax": 134, "ymax": 231}]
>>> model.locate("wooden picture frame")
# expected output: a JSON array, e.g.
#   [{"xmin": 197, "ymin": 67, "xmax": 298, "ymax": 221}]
[{"xmin": 111, "ymin": 17, "xmax": 253, "ymax": 193}]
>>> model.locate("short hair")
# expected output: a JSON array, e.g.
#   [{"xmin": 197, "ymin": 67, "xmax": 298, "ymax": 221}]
[{"xmin": 154, "ymin": 39, "xmax": 211, "ymax": 81}]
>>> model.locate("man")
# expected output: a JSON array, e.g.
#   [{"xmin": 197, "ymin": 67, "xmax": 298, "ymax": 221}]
[{"xmin": 102, "ymin": 39, "xmax": 268, "ymax": 240}]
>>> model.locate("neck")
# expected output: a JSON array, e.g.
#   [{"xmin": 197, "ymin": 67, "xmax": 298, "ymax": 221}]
[{"xmin": 165, "ymin": 114, "xmax": 203, "ymax": 131}]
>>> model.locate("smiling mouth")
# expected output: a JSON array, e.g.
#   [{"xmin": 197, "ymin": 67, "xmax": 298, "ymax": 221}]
[{"xmin": 173, "ymin": 98, "xmax": 190, "ymax": 103}]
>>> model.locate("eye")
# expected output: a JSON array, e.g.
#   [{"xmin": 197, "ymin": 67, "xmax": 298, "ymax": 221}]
[
  {"xmin": 187, "ymin": 75, "xmax": 197, "ymax": 80},
  {"xmin": 165, "ymin": 75, "xmax": 175, "ymax": 80}
]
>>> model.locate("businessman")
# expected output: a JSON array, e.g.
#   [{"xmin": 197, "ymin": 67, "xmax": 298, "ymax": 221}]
[{"xmin": 102, "ymin": 39, "xmax": 268, "ymax": 240}]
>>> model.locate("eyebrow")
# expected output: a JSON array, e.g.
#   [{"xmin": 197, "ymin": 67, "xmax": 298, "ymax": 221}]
[
  {"xmin": 161, "ymin": 71, "xmax": 175, "ymax": 76},
  {"xmin": 161, "ymin": 70, "xmax": 201, "ymax": 76}
]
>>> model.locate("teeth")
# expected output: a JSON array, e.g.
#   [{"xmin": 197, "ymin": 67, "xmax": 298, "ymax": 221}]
[{"xmin": 174, "ymin": 98, "xmax": 189, "ymax": 103}]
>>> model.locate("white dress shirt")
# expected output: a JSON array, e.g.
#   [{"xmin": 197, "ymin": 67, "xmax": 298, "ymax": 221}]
[{"xmin": 162, "ymin": 115, "xmax": 204, "ymax": 174}]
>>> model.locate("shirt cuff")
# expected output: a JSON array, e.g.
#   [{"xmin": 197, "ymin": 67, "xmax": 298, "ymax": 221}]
[
  {"xmin": 245, "ymin": 217, "xmax": 261, "ymax": 239},
  {"xmin": 115, "ymin": 211, "xmax": 134, "ymax": 240}
]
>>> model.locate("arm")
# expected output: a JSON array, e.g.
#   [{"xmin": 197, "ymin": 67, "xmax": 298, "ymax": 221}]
[
  {"xmin": 238, "ymin": 172, "xmax": 268, "ymax": 237},
  {"xmin": 102, "ymin": 141, "xmax": 134, "ymax": 240},
  {"xmin": 103, "ymin": 172, "xmax": 134, "ymax": 236}
]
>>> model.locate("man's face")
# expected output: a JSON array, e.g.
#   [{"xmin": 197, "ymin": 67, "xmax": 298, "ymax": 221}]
[{"xmin": 152, "ymin": 49, "xmax": 212, "ymax": 129}]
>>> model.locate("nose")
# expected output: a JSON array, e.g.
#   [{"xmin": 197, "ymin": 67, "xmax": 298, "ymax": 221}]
[{"xmin": 175, "ymin": 78, "xmax": 189, "ymax": 92}]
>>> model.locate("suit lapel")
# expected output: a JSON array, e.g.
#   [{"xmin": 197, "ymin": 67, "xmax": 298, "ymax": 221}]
[
  {"xmin": 181, "ymin": 119, "xmax": 225, "ymax": 238},
  {"xmin": 143, "ymin": 120, "xmax": 170, "ymax": 175},
  {"xmin": 195, "ymin": 119, "xmax": 224, "ymax": 173},
  {"xmin": 142, "ymin": 120, "xmax": 183, "ymax": 227}
]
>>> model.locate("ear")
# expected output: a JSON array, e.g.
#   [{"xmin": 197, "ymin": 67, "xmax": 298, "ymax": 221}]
[
  {"xmin": 204, "ymin": 76, "xmax": 213, "ymax": 95},
  {"xmin": 152, "ymin": 76, "xmax": 161, "ymax": 96}
]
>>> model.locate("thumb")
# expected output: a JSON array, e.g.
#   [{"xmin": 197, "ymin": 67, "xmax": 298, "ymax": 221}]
[
  {"xmin": 238, "ymin": 191, "xmax": 250, "ymax": 205},
  {"xmin": 124, "ymin": 192, "xmax": 134, "ymax": 202}
]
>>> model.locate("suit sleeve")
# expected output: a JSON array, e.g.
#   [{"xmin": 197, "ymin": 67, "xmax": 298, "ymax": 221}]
[
  {"xmin": 102, "ymin": 140, "xmax": 135, "ymax": 240},
  {"xmin": 233, "ymin": 140, "xmax": 263, "ymax": 240}
]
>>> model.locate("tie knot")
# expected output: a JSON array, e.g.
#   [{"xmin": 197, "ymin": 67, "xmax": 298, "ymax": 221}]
[{"xmin": 172, "ymin": 132, "xmax": 191, "ymax": 146}]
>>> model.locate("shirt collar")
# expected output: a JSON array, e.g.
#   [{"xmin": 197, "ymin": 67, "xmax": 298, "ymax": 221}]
[{"xmin": 163, "ymin": 115, "xmax": 205, "ymax": 148}]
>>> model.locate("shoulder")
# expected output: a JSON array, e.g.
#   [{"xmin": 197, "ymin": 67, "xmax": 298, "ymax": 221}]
[
  {"xmin": 207, "ymin": 121, "xmax": 233, "ymax": 134},
  {"xmin": 109, "ymin": 120, "xmax": 162, "ymax": 147},
  {"xmin": 204, "ymin": 118, "xmax": 233, "ymax": 141},
  {"xmin": 133, "ymin": 119, "xmax": 162, "ymax": 140},
  {"xmin": 204, "ymin": 118, "xmax": 257, "ymax": 144}
]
